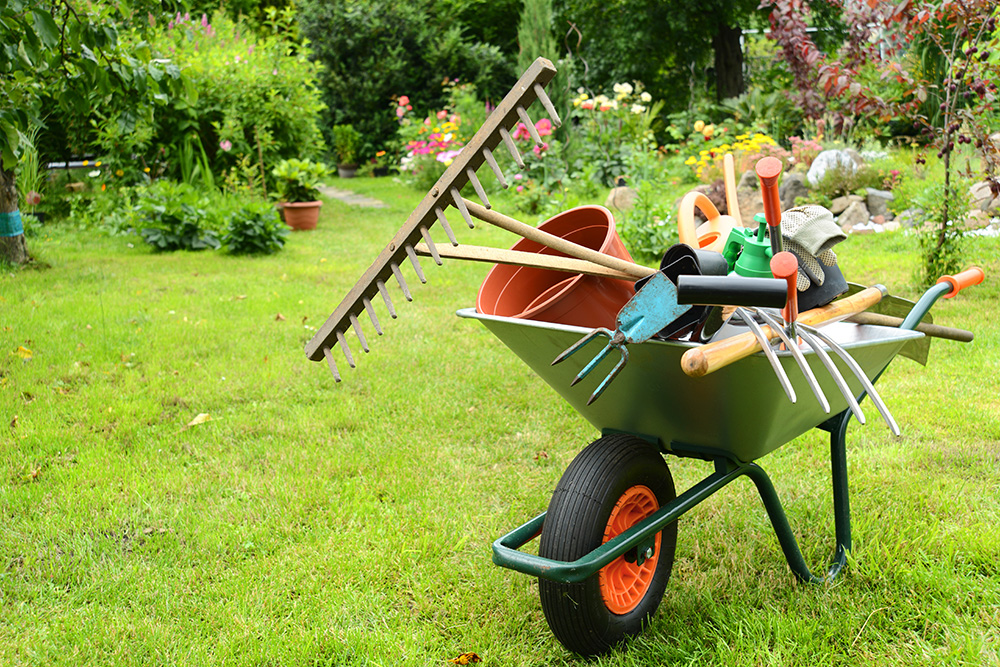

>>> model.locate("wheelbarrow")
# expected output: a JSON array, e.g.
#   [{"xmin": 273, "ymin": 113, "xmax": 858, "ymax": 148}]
[{"xmin": 459, "ymin": 267, "xmax": 983, "ymax": 656}]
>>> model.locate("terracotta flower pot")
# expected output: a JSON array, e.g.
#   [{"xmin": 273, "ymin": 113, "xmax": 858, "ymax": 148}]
[
  {"xmin": 476, "ymin": 206, "xmax": 636, "ymax": 330},
  {"xmin": 282, "ymin": 201, "xmax": 322, "ymax": 231}
]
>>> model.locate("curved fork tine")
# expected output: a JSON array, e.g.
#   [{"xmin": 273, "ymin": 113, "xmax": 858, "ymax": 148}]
[
  {"xmin": 571, "ymin": 341, "xmax": 617, "ymax": 387},
  {"xmin": 736, "ymin": 308, "xmax": 796, "ymax": 404},
  {"xmin": 552, "ymin": 327, "xmax": 612, "ymax": 366},
  {"xmin": 587, "ymin": 346, "xmax": 630, "ymax": 405},
  {"xmin": 754, "ymin": 309, "xmax": 830, "ymax": 413},
  {"xmin": 799, "ymin": 324, "xmax": 900, "ymax": 435},
  {"xmin": 796, "ymin": 328, "xmax": 867, "ymax": 426}
]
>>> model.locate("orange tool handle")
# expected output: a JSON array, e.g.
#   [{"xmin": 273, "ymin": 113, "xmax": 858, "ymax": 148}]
[
  {"xmin": 756, "ymin": 157, "xmax": 783, "ymax": 240},
  {"xmin": 681, "ymin": 286, "xmax": 886, "ymax": 378},
  {"xmin": 770, "ymin": 252, "xmax": 799, "ymax": 324},
  {"xmin": 937, "ymin": 267, "xmax": 985, "ymax": 298}
]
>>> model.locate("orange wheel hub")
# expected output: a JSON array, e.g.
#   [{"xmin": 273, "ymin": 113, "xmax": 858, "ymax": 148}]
[{"xmin": 599, "ymin": 485, "xmax": 661, "ymax": 615}]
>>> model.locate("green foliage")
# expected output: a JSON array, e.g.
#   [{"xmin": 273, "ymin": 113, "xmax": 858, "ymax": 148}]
[
  {"xmin": 297, "ymin": 0, "xmax": 513, "ymax": 153},
  {"xmin": 222, "ymin": 202, "xmax": 289, "ymax": 255},
  {"xmin": 331, "ymin": 125, "xmax": 363, "ymax": 166},
  {"xmin": 914, "ymin": 179, "xmax": 971, "ymax": 287},
  {"xmin": 812, "ymin": 163, "xmax": 886, "ymax": 200},
  {"xmin": 178, "ymin": 133, "xmax": 216, "ymax": 190},
  {"xmin": 271, "ymin": 158, "xmax": 331, "ymax": 202},
  {"xmin": 15, "ymin": 123, "xmax": 44, "ymax": 212},
  {"xmin": 139, "ymin": 203, "xmax": 222, "ymax": 252},
  {"xmin": 716, "ymin": 88, "xmax": 803, "ymax": 145},
  {"xmin": 615, "ymin": 183, "xmax": 679, "ymax": 265},
  {"xmin": 150, "ymin": 11, "xmax": 327, "ymax": 187}
]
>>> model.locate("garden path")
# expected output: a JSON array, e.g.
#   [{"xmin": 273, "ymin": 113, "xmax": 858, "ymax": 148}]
[{"xmin": 318, "ymin": 185, "xmax": 387, "ymax": 208}]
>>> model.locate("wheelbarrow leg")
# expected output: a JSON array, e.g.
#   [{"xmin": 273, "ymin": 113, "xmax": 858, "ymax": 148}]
[{"xmin": 741, "ymin": 409, "xmax": 853, "ymax": 584}]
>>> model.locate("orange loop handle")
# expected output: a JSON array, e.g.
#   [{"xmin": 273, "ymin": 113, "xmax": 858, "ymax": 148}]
[
  {"xmin": 755, "ymin": 157, "xmax": 783, "ymax": 231},
  {"xmin": 677, "ymin": 192, "xmax": 721, "ymax": 248},
  {"xmin": 936, "ymin": 267, "xmax": 984, "ymax": 298}
]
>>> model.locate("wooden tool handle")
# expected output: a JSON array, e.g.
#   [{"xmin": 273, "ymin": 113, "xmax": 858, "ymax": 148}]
[
  {"xmin": 463, "ymin": 199, "xmax": 653, "ymax": 280},
  {"xmin": 681, "ymin": 285, "xmax": 886, "ymax": 378},
  {"xmin": 846, "ymin": 312, "xmax": 974, "ymax": 342},
  {"xmin": 412, "ymin": 242, "xmax": 636, "ymax": 280}
]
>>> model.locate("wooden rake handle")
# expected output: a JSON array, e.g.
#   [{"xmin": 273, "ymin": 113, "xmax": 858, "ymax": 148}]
[
  {"xmin": 412, "ymin": 243, "xmax": 637, "ymax": 280},
  {"xmin": 681, "ymin": 285, "xmax": 887, "ymax": 378}
]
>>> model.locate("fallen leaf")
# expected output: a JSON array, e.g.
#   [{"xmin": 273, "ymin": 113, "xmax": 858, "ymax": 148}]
[
  {"xmin": 9, "ymin": 415, "xmax": 17, "ymax": 429},
  {"xmin": 233, "ymin": 294, "xmax": 247, "ymax": 301},
  {"xmin": 447, "ymin": 653, "xmax": 481, "ymax": 665},
  {"xmin": 13, "ymin": 346, "xmax": 32, "ymax": 360},
  {"xmin": 187, "ymin": 413, "xmax": 212, "ymax": 427},
  {"xmin": 301, "ymin": 316, "xmax": 309, "ymax": 324},
  {"xmin": 275, "ymin": 313, "xmax": 286, "ymax": 321}
]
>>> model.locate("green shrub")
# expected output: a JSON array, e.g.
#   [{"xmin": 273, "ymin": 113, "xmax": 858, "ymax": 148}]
[
  {"xmin": 139, "ymin": 203, "xmax": 221, "ymax": 252},
  {"xmin": 812, "ymin": 163, "xmax": 885, "ymax": 199},
  {"xmin": 615, "ymin": 181, "xmax": 679, "ymax": 265},
  {"xmin": 271, "ymin": 158, "xmax": 331, "ymax": 202},
  {"xmin": 222, "ymin": 203, "xmax": 289, "ymax": 255}
]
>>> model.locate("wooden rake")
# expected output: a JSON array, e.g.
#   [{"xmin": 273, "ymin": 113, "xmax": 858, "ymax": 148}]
[{"xmin": 306, "ymin": 58, "xmax": 578, "ymax": 380}]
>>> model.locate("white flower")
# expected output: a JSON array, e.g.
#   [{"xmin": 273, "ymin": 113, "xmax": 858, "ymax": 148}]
[
  {"xmin": 88, "ymin": 170, "xmax": 101, "ymax": 178},
  {"xmin": 640, "ymin": 91, "xmax": 652, "ymax": 103},
  {"xmin": 613, "ymin": 82, "xmax": 633, "ymax": 96},
  {"xmin": 631, "ymin": 104, "xmax": 647, "ymax": 114}
]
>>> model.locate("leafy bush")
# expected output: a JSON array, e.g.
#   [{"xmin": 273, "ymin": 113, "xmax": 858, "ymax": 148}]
[
  {"xmin": 331, "ymin": 125, "xmax": 363, "ymax": 166},
  {"xmin": 812, "ymin": 162, "xmax": 886, "ymax": 199},
  {"xmin": 222, "ymin": 203, "xmax": 289, "ymax": 255},
  {"xmin": 140, "ymin": 203, "xmax": 222, "ymax": 252},
  {"xmin": 271, "ymin": 158, "xmax": 331, "ymax": 202},
  {"xmin": 149, "ymin": 11, "xmax": 327, "ymax": 187},
  {"xmin": 615, "ymin": 181, "xmax": 679, "ymax": 265}
]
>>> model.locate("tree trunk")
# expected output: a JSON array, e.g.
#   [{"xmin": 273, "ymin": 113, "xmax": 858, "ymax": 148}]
[
  {"xmin": 713, "ymin": 23, "xmax": 744, "ymax": 103},
  {"xmin": 1, "ymin": 167, "xmax": 29, "ymax": 265}
]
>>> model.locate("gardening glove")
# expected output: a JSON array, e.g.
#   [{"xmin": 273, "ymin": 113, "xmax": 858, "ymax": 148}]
[{"xmin": 779, "ymin": 205, "xmax": 846, "ymax": 293}]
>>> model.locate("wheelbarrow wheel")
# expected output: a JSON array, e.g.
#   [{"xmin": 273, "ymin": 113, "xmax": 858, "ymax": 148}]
[{"xmin": 538, "ymin": 433, "xmax": 677, "ymax": 656}]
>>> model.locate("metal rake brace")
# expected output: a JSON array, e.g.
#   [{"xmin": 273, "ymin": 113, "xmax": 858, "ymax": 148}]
[{"xmin": 305, "ymin": 58, "xmax": 562, "ymax": 380}]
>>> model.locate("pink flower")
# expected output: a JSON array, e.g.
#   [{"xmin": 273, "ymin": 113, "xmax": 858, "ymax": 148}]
[
  {"xmin": 449, "ymin": 114, "xmax": 459, "ymax": 124},
  {"xmin": 513, "ymin": 173, "xmax": 523, "ymax": 181},
  {"xmin": 424, "ymin": 118, "xmax": 432, "ymax": 126},
  {"xmin": 512, "ymin": 122, "xmax": 532, "ymax": 142},
  {"xmin": 220, "ymin": 140, "xmax": 232, "ymax": 152},
  {"xmin": 25, "ymin": 191, "xmax": 41, "ymax": 206},
  {"xmin": 398, "ymin": 95, "xmax": 410, "ymax": 106},
  {"xmin": 201, "ymin": 13, "xmax": 208, "ymax": 28},
  {"xmin": 535, "ymin": 118, "xmax": 553, "ymax": 137},
  {"xmin": 580, "ymin": 101, "xmax": 594, "ymax": 110},
  {"xmin": 396, "ymin": 107, "xmax": 406, "ymax": 118},
  {"xmin": 516, "ymin": 185, "xmax": 524, "ymax": 193},
  {"xmin": 436, "ymin": 110, "xmax": 448, "ymax": 120},
  {"xmin": 533, "ymin": 143, "xmax": 549, "ymax": 156},
  {"xmin": 406, "ymin": 105, "xmax": 412, "ymax": 111}
]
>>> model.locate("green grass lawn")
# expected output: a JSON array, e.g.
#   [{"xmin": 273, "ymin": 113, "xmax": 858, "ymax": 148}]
[{"xmin": 2, "ymin": 178, "xmax": 998, "ymax": 666}]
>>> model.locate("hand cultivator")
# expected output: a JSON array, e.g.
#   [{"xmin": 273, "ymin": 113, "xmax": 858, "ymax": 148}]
[{"xmin": 306, "ymin": 60, "xmax": 985, "ymax": 657}]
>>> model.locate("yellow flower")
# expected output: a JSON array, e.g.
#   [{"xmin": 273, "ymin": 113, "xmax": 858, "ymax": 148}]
[
  {"xmin": 144, "ymin": 167, "xmax": 150, "ymax": 173},
  {"xmin": 95, "ymin": 161, "xmax": 102, "ymax": 166},
  {"xmin": 685, "ymin": 157, "xmax": 697, "ymax": 165},
  {"xmin": 702, "ymin": 124, "xmax": 715, "ymax": 138},
  {"xmin": 115, "ymin": 169, "xmax": 124, "ymax": 176},
  {"xmin": 83, "ymin": 160, "xmax": 89, "ymax": 166},
  {"xmin": 693, "ymin": 120, "xmax": 705, "ymax": 132}
]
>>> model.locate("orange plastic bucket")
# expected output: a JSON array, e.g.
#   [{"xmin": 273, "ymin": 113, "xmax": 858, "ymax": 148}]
[{"xmin": 476, "ymin": 206, "xmax": 636, "ymax": 329}]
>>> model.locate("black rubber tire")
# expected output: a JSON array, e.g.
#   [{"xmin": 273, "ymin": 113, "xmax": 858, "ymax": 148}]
[{"xmin": 538, "ymin": 433, "xmax": 677, "ymax": 656}]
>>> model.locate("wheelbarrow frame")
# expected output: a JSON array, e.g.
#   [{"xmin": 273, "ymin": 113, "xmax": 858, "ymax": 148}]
[{"xmin": 488, "ymin": 279, "xmax": 958, "ymax": 587}]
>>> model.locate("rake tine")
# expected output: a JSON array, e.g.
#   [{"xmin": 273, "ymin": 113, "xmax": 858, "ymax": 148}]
[
  {"xmin": 336, "ymin": 330, "xmax": 355, "ymax": 369},
  {"xmin": 376, "ymin": 279, "xmax": 397, "ymax": 318},
  {"xmin": 418, "ymin": 226, "xmax": 442, "ymax": 265},
  {"xmin": 362, "ymin": 296, "xmax": 383, "ymax": 335},
  {"xmin": 390, "ymin": 262, "xmax": 412, "ymax": 301},
  {"xmin": 404, "ymin": 244, "xmax": 426, "ymax": 283},
  {"xmin": 796, "ymin": 328, "xmax": 866, "ymax": 425},
  {"xmin": 587, "ymin": 347, "xmax": 629, "ymax": 406},
  {"xmin": 348, "ymin": 314, "xmax": 369, "ymax": 353},
  {"xmin": 533, "ymin": 83, "xmax": 562, "ymax": 127},
  {"xmin": 755, "ymin": 309, "xmax": 830, "ymax": 413},
  {"xmin": 800, "ymin": 324, "xmax": 900, "ymax": 435},
  {"xmin": 482, "ymin": 147, "xmax": 508, "ymax": 189},
  {"xmin": 322, "ymin": 346, "xmax": 342, "ymax": 382},
  {"xmin": 516, "ymin": 105, "xmax": 544, "ymax": 145},
  {"xmin": 736, "ymin": 308, "xmax": 796, "ymax": 404},
  {"xmin": 450, "ymin": 188, "xmax": 475, "ymax": 229},
  {"xmin": 571, "ymin": 341, "xmax": 617, "ymax": 387},
  {"xmin": 466, "ymin": 168, "xmax": 491, "ymax": 209},
  {"xmin": 498, "ymin": 126, "xmax": 525, "ymax": 169},
  {"xmin": 433, "ymin": 206, "xmax": 459, "ymax": 246},
  {"xmin": 552, "ymin": 327, "xmax": 611, "ymax": 366}
]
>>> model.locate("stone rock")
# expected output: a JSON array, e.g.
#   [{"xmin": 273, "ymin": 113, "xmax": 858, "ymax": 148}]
[
  {"xmin": 895, "ymin": 208, "xmax": 923, "ymax": 228},
  {"xmin": 736, "ymin": 188, "xmax": 765, "ymax": 227},
  {"xmin": 737, "ymin": 169, "xmax": 758, "ymax": 191},
  {"xmin": 829, "ymin": 196, "xmax": 852, "ymax": 215},
  {"xmin": 963, "ymin": 210, "xmax": 991, "ymax": 230},
  {"xmin": 969, "ymin": 181, "xmax": 1000, "ymax": 213},
  {"xmin": 838, "ymin": 201, "xmax": 870, "ymax": 232},
  {"xmin": 872, "ymin": 214, "xmax": 885, "ymax": 225},
  {"xmin": 65, "ymin": 182, "xmax": 85, "ymax": 192},
  {"xmin": 806, "ymin": 148, "xmax": 864, "ymax": 187},
  {"xmin": 882, "ymin": 220, "xmax": 902, "ymax": 233},
  {"xmin": 605, "ymin": 186, "xmax": 638, "ymax": 212},
  {"xmin": 866, "ymin": 188, "xmax": 895, "ymax": 220},
  {"xmin": 779, "ymin": 172, "xmax": 810, "ymax": 210}
]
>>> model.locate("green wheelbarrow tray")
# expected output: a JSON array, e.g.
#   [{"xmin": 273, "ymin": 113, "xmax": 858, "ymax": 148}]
[{"xmin": 457, "ymin": 307, "xmax": 924, "ymax": 585}]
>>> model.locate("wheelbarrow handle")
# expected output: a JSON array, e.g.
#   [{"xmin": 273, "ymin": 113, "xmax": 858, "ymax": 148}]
[
  {"xmin": 681, "ymin": 285, "xmax": 887, "ymax": 378},
  {"xmin": 937, "ymin": 266, "xmax": 985, "ymax": 299}
]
